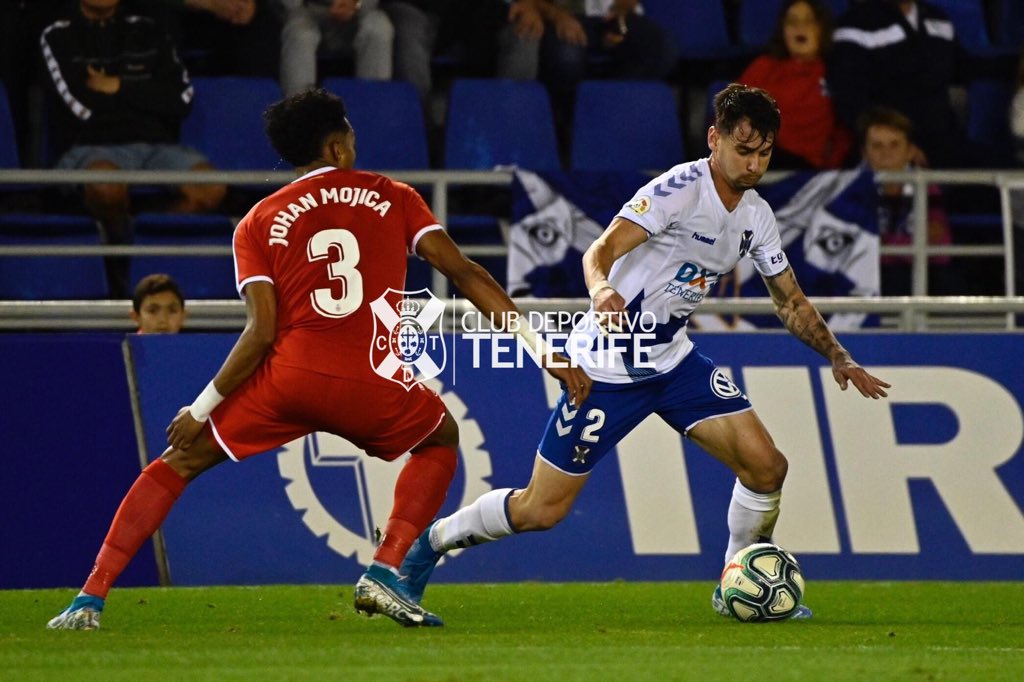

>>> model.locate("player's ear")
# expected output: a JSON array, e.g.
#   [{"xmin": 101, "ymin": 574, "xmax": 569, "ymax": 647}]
[
  {"xmin": 325, "ymin": 132, "xmax": 354, "ymax": 169},
  {"xmin": 129, "ymin": 309, "xmax": 140, "ymax": 326},
  {"xmin": 707, "ymin": 126, "xmax": 718, "ymax": 153},
  {"xmin": 323, "ymin": 137, "xmax": 340, "ymax": 166}
]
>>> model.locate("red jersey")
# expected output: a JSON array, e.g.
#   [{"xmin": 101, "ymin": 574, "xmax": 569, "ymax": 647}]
[
  {"xmin": 739, "ymin": 55, "xmax": 852, "ymax": 169},
  {"xmin": 233, "ymin": 167, "xmax": 441, "ymax": 378}
]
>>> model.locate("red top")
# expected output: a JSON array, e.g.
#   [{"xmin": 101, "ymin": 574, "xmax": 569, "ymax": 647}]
[
  {"xmin": 233, "ymin": 167, "xmax": 441, "ymax": 378},
  {"xmin": 739, "ymin": 55, "xmax": 852, "ymax": 169}
]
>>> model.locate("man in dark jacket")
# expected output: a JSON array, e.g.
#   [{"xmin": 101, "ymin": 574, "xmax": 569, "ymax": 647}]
[
  {"xmin": 40, "ymin": 0, "xmax": 226, "ymax": 280},
  {"xmin": 827, "ymin": 0, "xmax": 969, "ymax": 168}
]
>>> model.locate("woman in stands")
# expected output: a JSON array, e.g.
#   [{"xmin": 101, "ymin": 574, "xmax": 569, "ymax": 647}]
[{"xmin": 738, "ymin": 0, "xmax": 851, "ymax": 170}]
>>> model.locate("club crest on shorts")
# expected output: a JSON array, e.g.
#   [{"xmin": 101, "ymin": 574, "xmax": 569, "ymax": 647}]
[
  {"xmin": 369, "ymin": 288, "xmax": 446, "ymax": 390},
  {"xmin": 710, "ymin": 368, "xmax": 744, "ymax": 399}
]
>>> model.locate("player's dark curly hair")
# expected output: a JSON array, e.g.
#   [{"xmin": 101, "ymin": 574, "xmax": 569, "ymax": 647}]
[
  {"xmin": 713, "ymin": 83, "xmax": 781, "ymax": 144},
  {"xmin": 263, "ymin": 89, "xmax": 351, "ymax": 167}
]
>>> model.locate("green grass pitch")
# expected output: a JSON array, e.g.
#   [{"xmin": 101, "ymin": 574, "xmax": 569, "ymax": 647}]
[{"xmin": 3, "ymin": 582, "xmax": 1023, "ymax": 680}]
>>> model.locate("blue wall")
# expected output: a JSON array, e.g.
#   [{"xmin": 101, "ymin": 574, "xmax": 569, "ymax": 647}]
[
  {"xmin": 3, "ymin": 332, "xmax": 1023, "ymax": 589},
  {"xmin": 0, "ymin": 335, "xmax": 158, "ymax": 589}
]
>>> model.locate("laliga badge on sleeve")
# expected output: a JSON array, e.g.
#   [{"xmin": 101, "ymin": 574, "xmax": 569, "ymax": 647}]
[{"xmin": 627, "ymin": 195, "xmax": 651, "ymax": 216}]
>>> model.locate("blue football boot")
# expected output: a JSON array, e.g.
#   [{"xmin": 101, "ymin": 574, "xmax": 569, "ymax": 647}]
[
  {"xmin": 47, "ymin": 593, "xmax": 104, "ymax": 630},
  {"xmin": 354, "ymin": 564, "xmax": 443, "ymax": 627},
  {"xmin": 398, "ymin": 522, "xmax": 444, "ymax": 604}
]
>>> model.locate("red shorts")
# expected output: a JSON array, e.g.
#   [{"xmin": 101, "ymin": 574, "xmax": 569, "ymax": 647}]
[{"xmin": 208, "ymin": 360, "xmax": 446, "ymax": 462}]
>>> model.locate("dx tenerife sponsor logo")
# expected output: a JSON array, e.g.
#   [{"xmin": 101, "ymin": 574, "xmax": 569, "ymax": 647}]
[
  {"xmin": 369, "ymin": 287, "xmax": 446, "ymax": 389},
  {"xmin": 277, "ymin": 378, "xmax": 492, "ymax": 565}
]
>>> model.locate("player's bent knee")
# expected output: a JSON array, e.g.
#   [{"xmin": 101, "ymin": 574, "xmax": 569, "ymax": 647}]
[
  {"xmin": 418, "ymin": 411, "xmax": 459, "ymax": 450},
  {"xmin": 745, "ymin": 449, "xmax": 788, "ymax": 492}
]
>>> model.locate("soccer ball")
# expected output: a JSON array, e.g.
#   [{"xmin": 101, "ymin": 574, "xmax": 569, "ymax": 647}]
[{"xmin": 719, "ymin": 542, "xmax": 805, "ymax": 622}]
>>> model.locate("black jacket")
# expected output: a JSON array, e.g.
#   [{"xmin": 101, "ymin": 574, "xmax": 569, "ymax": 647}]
[
  {"xmin": 827, "ymin": 1, "xmax": 965, "ymax": 152},
  {"xmin": 40, "ymin": 6, "xmax": 192, "ymax": 149}
]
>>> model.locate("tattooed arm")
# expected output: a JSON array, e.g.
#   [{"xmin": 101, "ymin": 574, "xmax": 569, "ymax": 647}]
[{"xmin": 764, "ymin": 267, "xmax": 890, "ymax": 399}]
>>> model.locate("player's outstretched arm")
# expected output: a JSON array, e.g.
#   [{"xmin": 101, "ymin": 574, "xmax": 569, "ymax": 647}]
[
  {"xmin": 417, "ymin": 229, "xmax": 592, "ymax": 405},
  {"xmin": 166, "ymin": 281, "xmax": 278, "ymax": 449},
  {"xmin": 764, "ymin": 267, "xmax": 890, "ymax": 399}
]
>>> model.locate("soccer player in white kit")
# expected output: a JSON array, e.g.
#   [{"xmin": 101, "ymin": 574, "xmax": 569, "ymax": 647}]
[{"xmin": 401, "ymin": 84, "xmax": 891, "ymax": 619}]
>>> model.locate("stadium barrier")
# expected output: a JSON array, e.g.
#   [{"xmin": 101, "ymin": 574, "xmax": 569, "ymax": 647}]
[
  {"xmin": 2, "ymin": 329, "xmax": 1022, "ymax": 589},
  {"xmin": 0, "ymin": 167, "xmax": 1020, "ymax": 303}
]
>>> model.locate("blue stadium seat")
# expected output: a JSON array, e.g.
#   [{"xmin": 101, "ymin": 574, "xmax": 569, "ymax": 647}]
[
  {"xmin": 444, "ymin": 79, "xmax": 561, "ymax": 171},
  {"xmin": 0, "ymin": 83, "xmax": 19, "ymax": 168},
  {"xmin": 738, "ymin": 0, "xmax": 785, "ymax": 50},
  {"xmin": 180, "ymin": 77, "xmax": 284, "ymax": 170},
  {"xmin": 967, "ymin": 79, "xmax": 1014, "ymax": 149},
  {"xmin": 321, "ymin": 78, "xmax": 429, "ymax": 170},
  {"xmin": 643, "ymin": 0, "xmax": 739, "ymax": 59},
  {"xmin": 571, "ymin": 80, "xmax": 685, "ymax": 172},
  {"xmin": 926, "ymin": 0, "xmax": 993, "ymax": 55},
  {"xmin": 0, "ymin": 214, "xmax": 108, "ymax": 299},
  {"xmin": 129, "ymin": 213, "xmax": 237, "ymax": 299}
]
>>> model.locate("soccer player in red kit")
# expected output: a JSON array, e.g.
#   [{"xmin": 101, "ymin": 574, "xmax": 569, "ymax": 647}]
[{"xmin": 47, "ymin": 89, "xmax": 592, "ymax": 630}]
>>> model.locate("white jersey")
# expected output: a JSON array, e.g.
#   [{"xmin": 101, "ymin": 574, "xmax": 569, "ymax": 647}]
[{"xmin": 567, "ymin": 158, "xmax": 789, "ymax": 383}]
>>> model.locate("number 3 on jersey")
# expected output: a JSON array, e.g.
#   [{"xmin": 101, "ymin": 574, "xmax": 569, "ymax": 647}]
[{"xmin": 307, "ymin": 228, "xmax": 363, "ymax": 318}]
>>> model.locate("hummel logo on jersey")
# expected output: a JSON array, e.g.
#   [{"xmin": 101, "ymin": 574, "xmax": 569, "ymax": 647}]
[{"xmin": 691, "ymin": 233, "xmax": 716, "ymax": 245}]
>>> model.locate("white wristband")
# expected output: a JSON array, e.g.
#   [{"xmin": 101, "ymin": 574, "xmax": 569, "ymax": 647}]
[
  {"xmin": 588, "ymin": 280, "xmax": 613, "ymax": 299},
  {"xmin": 188, "ymin": 381, "xmax": 225, "ymax": 422}
]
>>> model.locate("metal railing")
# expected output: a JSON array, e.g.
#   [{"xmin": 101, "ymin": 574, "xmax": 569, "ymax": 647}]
[
  {"xmin": 2, "ymin": 296, "xmax": 1022, "ymax": 332},
  {"xmin": 1, "ymin": 167, "xmax": 1022, "ymax": 330}
]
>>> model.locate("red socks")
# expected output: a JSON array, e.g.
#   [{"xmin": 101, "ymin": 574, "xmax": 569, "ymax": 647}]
[
  {"xmin": 81, "ymin": 446, "xmax": 454, "ymax": 594},
  {"xmin": 373, "ymin": 445, "xmax": 457, "ymax": 569},
  {"xmin": 83, "ymin": 458, "xmax": 187, "ymax": 598}
]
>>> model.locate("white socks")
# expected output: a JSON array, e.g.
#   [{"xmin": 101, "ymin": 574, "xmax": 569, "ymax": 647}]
[
  {"xmin": 724, "ymin": 479, "xmax": 782, "ymax": 564},
  {"xmin": 430, "ymin": 488, "xmax": 517, "ymax": 552}
]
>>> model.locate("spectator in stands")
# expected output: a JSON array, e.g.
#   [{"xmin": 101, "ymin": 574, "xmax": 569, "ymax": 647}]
[
  {"xmin": 535, "ymin": 0, "xmax": 676, "ymax": 138},
  {"xmin": 858, "ymin": 106, "xmax": 963, "ymax": 295},
  {"xmin": 131, "ymin": 273, "xmax": 186, "ymax": 334},
  {"xmin": 164, "ymin": 0, "xmax": 256, "ymax": 24},
  {"xmin": 828, "ymin": 0, "xmax": 973, "ymax": 169},
  {"xmin": 274, "ymin": 0, "xmax": 393, "ymax": 96},
  {"xmin": 40, "ymin": 0, "xmax": 227, "ymax": 295},
  {"xmin": 381, "ymin": 0, "xmax": 543, "ymax": 117},
  {"xmin": 146, "ymin": 0, "xmax": 281, "ymax": 78},
  {"xmin": 739, "ymin": 0, "xmax": 851, "ymax": 170}
]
